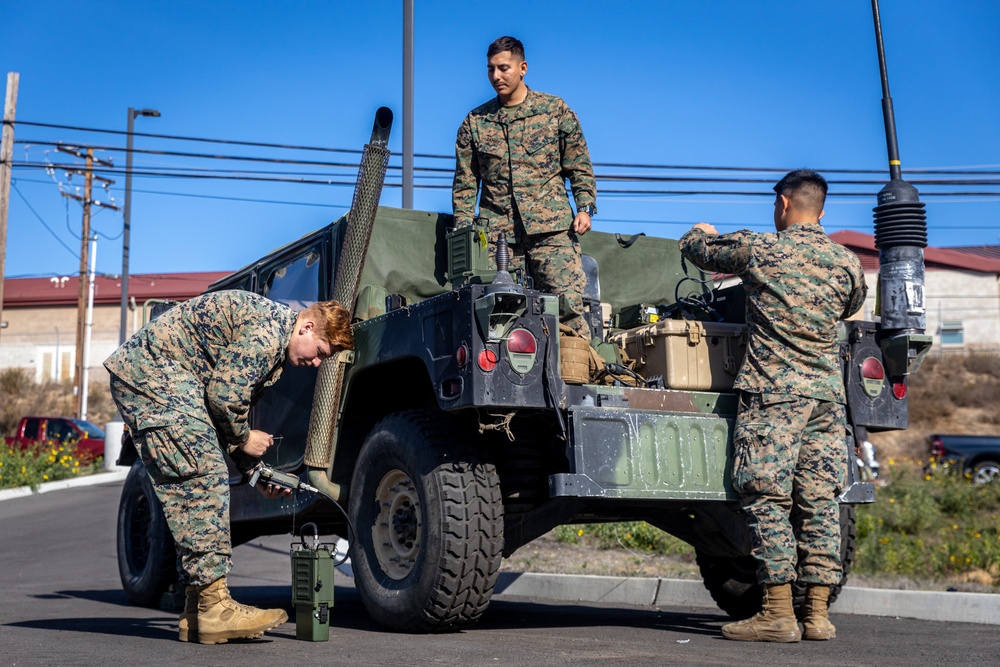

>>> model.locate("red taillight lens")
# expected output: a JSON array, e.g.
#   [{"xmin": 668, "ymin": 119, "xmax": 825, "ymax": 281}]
[
  {"xmin": 930, "ymin": 436, "xmax": 945, "ymax": 458},
  {"xmin": 477, "ymin": 348, "xmax": 498, "ymax": 372},
  {"xmin": 861, "ymin": 357, "xmax": 885, "ymax": 380},
  {"xmin": 892, "ymin": 381, "xmax": 907, "ymax": 399},
  {"xmin": 456, "ymin": 344, "xmax": 468, "ymax": 368},
  {"xmin": 507, "ymin": 328, "xmax": 537, "ymax": 354}
]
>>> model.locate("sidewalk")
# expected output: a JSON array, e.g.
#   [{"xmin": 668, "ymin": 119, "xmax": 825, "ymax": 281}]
[
  {"xmin": 4, "ymin": 470, "xmax": 998, "ymax": 626},
  {"xmin": 0, "ymin": 467, "xmax": 129, "ymax": 502}
]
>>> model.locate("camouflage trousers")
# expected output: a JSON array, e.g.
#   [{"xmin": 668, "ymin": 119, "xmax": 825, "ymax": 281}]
[
  {"xmin": 489, "ymin": 224, "xmax": 590, "ymax": 339},
  {"xmin": 110, "ymin": 374, "xmax": 232, "ymax": 587},
  {"xmin": 732, "ymin": 392, "xmax": 848, "ymax": 586}
]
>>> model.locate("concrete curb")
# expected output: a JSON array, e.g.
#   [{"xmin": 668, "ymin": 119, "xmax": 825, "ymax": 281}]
[
  {"xmin": 493, "ymin": 571, "xmax": 1000, "ymax": 626},
  {"xmin": 0, "ymin": 468, "xmax": 129, "ymax": 502}
]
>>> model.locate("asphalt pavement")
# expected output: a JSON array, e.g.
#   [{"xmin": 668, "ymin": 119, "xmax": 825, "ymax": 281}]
[{"xmin": 0, "ymin": 473, "xmax": 998, "ymax": 667}]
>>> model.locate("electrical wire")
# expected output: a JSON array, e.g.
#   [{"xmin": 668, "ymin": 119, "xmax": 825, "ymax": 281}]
[{"xmin": 11, "ymin": 179, "xmax": 79, "ymax": 260}]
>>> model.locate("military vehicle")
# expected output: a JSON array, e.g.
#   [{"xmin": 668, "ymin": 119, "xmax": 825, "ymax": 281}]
[{"xmin": 115, "ymin": 4, "xmax": 932, "ymax": 633}]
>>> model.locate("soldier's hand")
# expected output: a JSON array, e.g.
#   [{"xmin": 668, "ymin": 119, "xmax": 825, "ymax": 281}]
[
  {"xmin": 693, "ymin": 222, "xmax": 719, "ymax": 235},
  {"xmin": 241, "ymin": 429, "xmax": 274, "ymax": 458},
  {"xmin": 573, "ymin": 211, "xmax": 592, "ymax": 235},
  {"xmin": 255, "ymin": 482, "xmax": 292, "ymax": 499}
]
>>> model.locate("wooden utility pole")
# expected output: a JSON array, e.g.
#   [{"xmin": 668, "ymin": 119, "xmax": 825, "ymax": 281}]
[
  {"xmin": 0, "ymin": 72, "xmax": 19, "ymax": 344},
  {"xmin": 59, "ymin": 145, "xmax": 116, "ymax": 417}
]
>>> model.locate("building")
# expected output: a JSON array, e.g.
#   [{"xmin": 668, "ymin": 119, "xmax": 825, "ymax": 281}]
[
  {"xmin": 831, "ymin": 232, "xmax": 1000, "ymax": 350},
  {"xmin": 0, "ymin": 272, "xmax": 230, "ymax": 384}
]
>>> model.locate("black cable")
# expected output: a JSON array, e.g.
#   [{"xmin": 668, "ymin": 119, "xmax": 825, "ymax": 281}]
[{"xmin": 10, "ymin": 179, "xmax": 79, "ymax": 260}]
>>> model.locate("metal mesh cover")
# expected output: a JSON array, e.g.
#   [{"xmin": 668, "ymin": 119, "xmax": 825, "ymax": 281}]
[{"xmin": 305, "ymin": 142, "xmax": 390, "ymax": 469}]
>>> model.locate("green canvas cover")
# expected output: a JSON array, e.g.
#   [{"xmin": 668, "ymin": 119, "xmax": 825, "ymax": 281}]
[{"xmin": 358, "ymin": 206, "xmax": 707, "ymax": 313}]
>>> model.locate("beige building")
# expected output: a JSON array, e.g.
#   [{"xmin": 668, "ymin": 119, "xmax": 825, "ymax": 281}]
[
  {"xmin": 831, "ymin": 232, "xmax": 1000, "ymax": 350},
  {"xmin": 0, "ymin": 272, "xmax": 229, "ymax": 385}
]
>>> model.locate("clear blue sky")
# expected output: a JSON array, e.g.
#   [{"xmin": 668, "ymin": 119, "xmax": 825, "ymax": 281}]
[{"xmin": 2, "ymin": 0, "xmax": 998, "ymax": 279}]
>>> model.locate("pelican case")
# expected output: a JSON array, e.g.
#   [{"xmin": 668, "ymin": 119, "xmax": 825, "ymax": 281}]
[{"xmin": 609, "ymin": 319, "xmax": 747, "ymax": 391}]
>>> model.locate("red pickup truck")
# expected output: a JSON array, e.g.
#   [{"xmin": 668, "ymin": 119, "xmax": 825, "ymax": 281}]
[{"xmin": 5, "ymin": 416, "xmax": 106, "ymax": 461}]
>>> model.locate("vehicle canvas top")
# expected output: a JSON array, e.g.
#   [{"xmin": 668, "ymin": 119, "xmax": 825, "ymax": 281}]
[{"xmin": 357, "ymin": 206, "xmax": 703, "ymax": 314}]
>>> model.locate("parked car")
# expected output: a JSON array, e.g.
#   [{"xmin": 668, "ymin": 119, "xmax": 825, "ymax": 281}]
[
  {"xmin": 928, "ymin": 434, "xmax": 1000, "ymax": 483},
  {"xmin": 5, "ymin": 416, "xmax": 106, "ymax": 461}
]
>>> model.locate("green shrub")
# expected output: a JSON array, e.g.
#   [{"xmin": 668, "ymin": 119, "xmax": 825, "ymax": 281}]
[{"xmin": 0, "ymin": 440, "xmax": 101, "ymax": 491}]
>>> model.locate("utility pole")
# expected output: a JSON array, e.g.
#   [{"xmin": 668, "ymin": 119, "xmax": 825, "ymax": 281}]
[
  {"xmin": 120, "ymin": 107, "xmax": 160, "ymax": 346},
  {"xmin": 0, "ymin": 72, "xmax": 19, "ymax": 345},
  {"xmin": 58, "ymin": 145, "xmax": 117, "ymax": 417},
  {"xmin": 402, "ymin": 0, "xmax": 414, "ymax": 208}
]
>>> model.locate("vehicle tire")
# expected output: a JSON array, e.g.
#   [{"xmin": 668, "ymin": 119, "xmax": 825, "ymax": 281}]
[
  {"xmin": 697, "ymin": 504, "xmax": 857, "ymax": 620},
  {"xmin": 348, "ymin": 410, "xmax": 503, "ymax": 633},
  {"xmin": 117, "ymin": 460, "xmax": 178, "ymax": 606},
  {"xmin": 971, "ymin": 460, "xmax": 1000, "ymax": 484}
]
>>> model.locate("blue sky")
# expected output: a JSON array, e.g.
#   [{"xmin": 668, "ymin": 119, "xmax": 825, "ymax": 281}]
[{"xmin": 2, "ymin": 0, "xmax": 998, "ymax": 279}]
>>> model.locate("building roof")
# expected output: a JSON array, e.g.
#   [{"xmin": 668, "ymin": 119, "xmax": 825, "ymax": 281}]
[
  {"xmin": 830, "ymin": 231, "xmax": 1000, "ymax": 275},
  {"xmin": 2, "ymin": 271, "xmax": 233, "ymax": 308},
  {"xmin": 944, "ymin": 245, "xmax": 1000, "ymax": 261}
]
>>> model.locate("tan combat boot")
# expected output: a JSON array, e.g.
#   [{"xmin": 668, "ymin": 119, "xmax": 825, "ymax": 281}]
[
  {"xmin": 178, "ymin": 577, "xmax": 288, "ymax": 644},
  {"xmin": 721, "ymin": 583, "xmax": 801, "ymax": 642},
  {"xmin": 177, "ymin": 584, "xmax": 200, "ymax": 642},
  {"xmin": 802, "ymin": 584, "xmax": 836, "ymax": 640}
]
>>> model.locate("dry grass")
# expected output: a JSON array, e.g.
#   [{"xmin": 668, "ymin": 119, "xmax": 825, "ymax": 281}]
[{"xmin": 870, "ymin": 350, "xmax": 1000, "ymax": 462}]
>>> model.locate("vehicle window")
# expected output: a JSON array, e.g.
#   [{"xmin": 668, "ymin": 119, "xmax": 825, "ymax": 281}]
[
  {"xmin": 263, "ymin": 249, "xmax": 321, "ymax": 309},
  {"xmin": 45, "ymin": 420, "xmax": 76, "ymax": 443},
  {"xmin": 23, "ymin": 418, "xmax": 40, "ymax": 440},
  {"xmin": 70, "ymin": 419, "xmax": 105, "ymax": 438}
]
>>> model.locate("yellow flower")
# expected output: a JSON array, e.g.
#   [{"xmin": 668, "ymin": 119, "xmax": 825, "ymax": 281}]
[
  {"xmin": 953, "ymin": 524, "xmax": 959, "ymax": 530},
  {"xmin": 577, "ymin": 529, "xmax": 583, "ymax": 537},
  {"xmin": 965, "ymin": 558, "xmax": 971, "ymax": 563},
  {"xmin": 74, "ymin": 461, "xmax": 80, "ymax": 467},
  {"xmin": 43, "ymin": 474, "xmax": 49, "ymax": 480},
  {"xmin": 888, "ymin": 458, "xmax": 895, "ymax": 466},
  {"xmin": 625, "ymin": 534, "xmax": 632, "ymax": 540},
  {"xmin": 950, "ymin": 555, "xmax": 956, "ymax": 562},
  {"xmin": 889, "ymin": 498, "xmax": 895, "ymax": 503},
  {"xmin": 21, "ymin": 466, "xmax": 26, "ymax": 474}
]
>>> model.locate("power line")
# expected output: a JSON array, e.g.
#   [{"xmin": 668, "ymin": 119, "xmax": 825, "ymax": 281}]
[
  {"xmin": 9, "ymin": 119, "xmax": 1000, "ymax": 176},
  {"xmin": 10, "ymin": 179, "xmax": 79, "ymax": 260}
]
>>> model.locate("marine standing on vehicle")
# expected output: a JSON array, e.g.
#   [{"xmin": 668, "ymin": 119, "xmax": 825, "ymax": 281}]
[
  {"xmin": 453, "ymin": 35, "xmax": 597, "ymax": 340},
  {"xmin": 679, "ymin": 170, "xmax": 867, "ymax": 643},
  {"xmin": 105, "ymin": 290, "xmax": 353, "ymax": 644}
]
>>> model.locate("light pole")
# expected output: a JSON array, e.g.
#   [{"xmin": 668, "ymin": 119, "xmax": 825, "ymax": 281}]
[{"xmin": 120, "ymin": 107, "xmax": 160, "ymax": 346}]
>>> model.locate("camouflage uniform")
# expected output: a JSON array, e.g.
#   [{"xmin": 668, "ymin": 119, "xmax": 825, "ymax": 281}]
[
  {"xmin": 453, "ymin": 88, "xmax": 596, "ymax": 339},
  {"xmin": 680, "ymin": 224, "xmax": 867, "ymax": 585},
  {"xmin": 105, "ymin": 290, "xmax": 298, "ymax": 586}
]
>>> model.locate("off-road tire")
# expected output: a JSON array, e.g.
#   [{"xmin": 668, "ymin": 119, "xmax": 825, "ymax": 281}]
[
  {"xmin": 697, "ymin": 503, "xmax": 857, "ymax": 620},
  {"xmin": 348, "ymin": 410, "xmax": 504, "ymax": 632},
  {"xmin": 117, "ymin": 460, "xmax": 178, "ymax": 606}
]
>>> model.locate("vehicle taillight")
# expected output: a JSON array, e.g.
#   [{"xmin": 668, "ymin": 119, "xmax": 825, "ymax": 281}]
[
  {"xmin": 456, "ymin": 344, "xmax": 468, "ymax": 368},
  {"xmin": 861, "ymin": 357, "xmax": 885, "ymax": 380},
  {"xmin": 477, "ymin": 348, "xmax": 498, "ymax": 372},
  {"xmin": 930, "ymin": 436, "xmax": 945, "ymax": 458},
  {"xmin": 507, "ymin": 328, "xmax": 537, "ymax": 354},
  {"xmin": 892, "ymin": 381, "xmax": 907, "ymax": 399},
  {"xmin": 859, "ymin": 357, "xmax": 886, "ymax": 398}
]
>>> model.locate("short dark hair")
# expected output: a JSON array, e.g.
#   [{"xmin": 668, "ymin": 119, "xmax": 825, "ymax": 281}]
[
  {"xmin": 487, "ymin": 36, "xmax": 525, "ymax": 61},
  {"xmin": 773, "ymin": 169, "xmax": 827, "ymax": 215}
]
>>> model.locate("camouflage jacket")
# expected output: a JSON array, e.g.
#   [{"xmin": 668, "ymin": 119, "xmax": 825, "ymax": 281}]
[
  {"xmin": 679, "ymin": 224, "xmax": 867, "ymax": 403},
  {"xmin": 453, "ymin": 88, "xmax": 596, "ymax": 237},
  {"xmin": 104, "ymin": 290, "xmax": 297, "ymax": 446}
]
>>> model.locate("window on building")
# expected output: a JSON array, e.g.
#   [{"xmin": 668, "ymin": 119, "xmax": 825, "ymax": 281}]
[{"xmin": 940, "ymin": 320, "xmax": 964, "ymax": 346}]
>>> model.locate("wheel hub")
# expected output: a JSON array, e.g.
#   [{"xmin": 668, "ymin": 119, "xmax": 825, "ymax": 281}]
[{"xmin": 371, "ymin": 469, "xmax": 421, "ymax": 580}]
